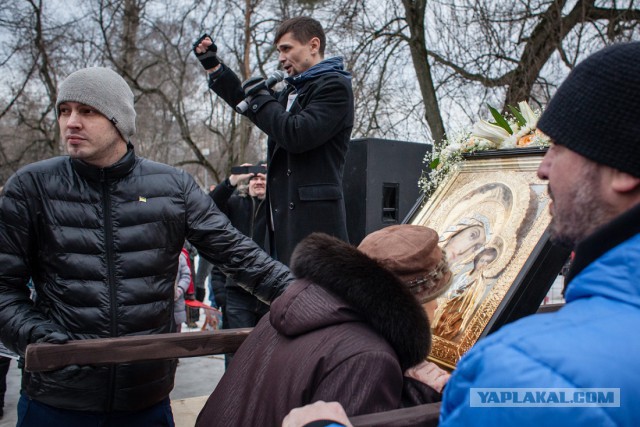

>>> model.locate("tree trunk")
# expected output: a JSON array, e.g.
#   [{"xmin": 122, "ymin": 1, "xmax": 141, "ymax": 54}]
[
  {"xmin": 120, "ymin": 0, "xmax": 142, "ymax": 78},
  {"xmin": 402, "ymin": 0, "xmax": 446, "ymax": 146},
  {"xmin": 30, "ymin": 0, "xmax": 60, "ymax": 156},
  {"xmin": 237, "ymin": 0, "xmax": 256, "ymax": 166},
  {"xmin": 503, "ymin": 0, "xmax": 590, "ymax": 108}
]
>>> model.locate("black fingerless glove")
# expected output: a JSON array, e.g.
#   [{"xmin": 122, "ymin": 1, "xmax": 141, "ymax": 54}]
[{"xmin": 193, "ymin": 33, "xmax": 220, "ymax": 70}]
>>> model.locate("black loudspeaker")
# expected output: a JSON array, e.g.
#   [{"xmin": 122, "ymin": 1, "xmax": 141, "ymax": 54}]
[{"xmin": 343, "ymin": 138, "xmax": 432, "ymax": 245}]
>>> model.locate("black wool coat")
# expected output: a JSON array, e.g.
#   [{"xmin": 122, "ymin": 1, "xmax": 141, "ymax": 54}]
[
  {"xmin": 210, "ymin": 64, "xmax": 354, "ymax": 265},
  {"xmin": 210, "ymin": 178, "xmax": 267, "ymax": 250}
]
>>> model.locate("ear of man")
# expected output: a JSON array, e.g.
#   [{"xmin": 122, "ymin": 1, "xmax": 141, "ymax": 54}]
[
  {"xmin": 309, "ymin": 37, "xmax": 321, "ymax": 56},
  {"xmin": 610, "ymin": 170, "xmax": 640, "ymax": 194},
  {"xmin": 605, "ymin": 168, "xmax": 640, "ymax": 212}
]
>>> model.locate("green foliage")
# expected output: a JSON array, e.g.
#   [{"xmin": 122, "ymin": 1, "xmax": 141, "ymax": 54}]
[
  {"xmin": 508, "ymin": 105, "xmax": 527, "ymax": 127},
  {"xmin": 488, "ymin": 104, "xmax": 513, "ymax": 135}
]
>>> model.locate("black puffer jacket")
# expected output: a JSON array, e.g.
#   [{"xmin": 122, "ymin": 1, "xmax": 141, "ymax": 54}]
[{"xmin": 0, "ymin": 146, "xmax": 292, "ymax": 412}]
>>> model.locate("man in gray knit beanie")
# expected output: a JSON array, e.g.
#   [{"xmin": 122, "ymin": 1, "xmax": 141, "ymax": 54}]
[
  {"xmin": 56, "ymin": 67, "xmax": 136, "ymax": 142},
  {"xmin": 0, "ymin": 66, "xmax": 293, "ymax": 426}
]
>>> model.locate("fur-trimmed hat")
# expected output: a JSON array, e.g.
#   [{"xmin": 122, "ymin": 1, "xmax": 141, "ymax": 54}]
[
  {"xmin": 56, "ymin": 67, "xmax": 136, "ymax": 142},
  {"xmin": 537, "ymin": 42, "xmax": 640, "ymax": 177},
  {"xmin": 358, "ymin": 225, "xmax": 452, "ymax": 303}
]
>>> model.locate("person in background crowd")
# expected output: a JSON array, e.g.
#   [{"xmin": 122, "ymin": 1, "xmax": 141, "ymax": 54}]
[
  {"xmin": 210, "ymin": 164, "xmax": 269, "ymax": 366},
  {"xmin": 183, "ymin": 240, "xmax": 199, "ymax": 327},
  {"xmin": 196, "ymin": 225, "xmax": 452, "ymax": 426},
  {"xmin": 0, "ymin": 66, "xmax": 292, "ymax": 426},
  {"xmin": 194, "ymin": 16, "xmax": 354, "ymax": 265},
  {"xmin": 194, "ymin": 183, "xmax": 228, "ymax": 314},
  {"xmin": 174, "ymin": 247, "xmax": 193, "ymax": 333},
  {"xmin": 0, "ymin": 356, "xmax": 9, "ymax": 419},
  {"xmin": 194, "ymin": 254, "xmax": 227, "ymax": 312}
]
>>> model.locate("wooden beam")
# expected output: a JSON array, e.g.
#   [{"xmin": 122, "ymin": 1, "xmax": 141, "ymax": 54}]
[
  {"xmin": 351, "ymin": 402, "xmax": 441, "ymax": 426},
  {"xmin": 25, "ymin": 328, "xmax": 444, "ymax": 425},
  {"xmin": 536, "ymin": 303, "xmax": 564, "ymax": 314},
  {"xmin": 25, "ymin": 328, "xmax": 252, "ymax": 372}
]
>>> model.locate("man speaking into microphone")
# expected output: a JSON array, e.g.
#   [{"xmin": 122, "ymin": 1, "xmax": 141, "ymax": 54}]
[
  {"xmin": 193, "ymin": 16, "xmax": 354, "ymax": 266},
  {"xmin": 235, "ymin": 71, "xmax": 285, "ymax": 113}
]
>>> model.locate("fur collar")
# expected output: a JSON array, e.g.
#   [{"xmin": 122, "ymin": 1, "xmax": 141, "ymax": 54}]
[{"xmin": 290, "ymin": 233, "xmax": 431, "ymax": 370}]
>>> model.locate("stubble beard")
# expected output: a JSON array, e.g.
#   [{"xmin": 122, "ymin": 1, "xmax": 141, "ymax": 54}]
[
  {"xmin": 67, "ymin": 130, "xmax": 124, "ymax": 167},
  {"xmin": 549, "ymin": 164, "xmax": 616, "ymax": 249}
]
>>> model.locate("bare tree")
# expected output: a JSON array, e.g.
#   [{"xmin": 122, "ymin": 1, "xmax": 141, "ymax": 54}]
[
  {"xmin": 89, "ymin": 0, "xmax": 273, "ymax": 185},
  {"xmin": 427, "ymin": 0, "xmax": 640, "ymax": 112},
  {"xmin": 402, "ymin": 0, "xmax": 446, "ymax": 144},
  {"xmin": 2, "ymin": 0, "xmax": 638, "ymax": 187},
  {"xmin": 0, "ymin": 0, "xmax": 91, "ymax": 182},
  {"xmin": 327, "ymin": 0, "xmax": 640, "ymax": 145}
]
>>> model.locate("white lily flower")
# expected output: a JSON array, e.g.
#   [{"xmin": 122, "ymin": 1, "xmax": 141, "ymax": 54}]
[
  {"xmin": 500, "ymin": 135, "xmax": 518, "ymax": 149},
  {"xmin": 514, "ymin": 126, "xmax": 533, "ymax": 139},
  {"xmin": 471, "ymin": 120, "xmax": 511, "ymax": 145},
  {"xmin": 518, "ymin": 101, "xmax": 538, "ymax": 126},
  {"xmin": 476, "ymin": 138, "xmax": 496, "ymax": 150},
  {"xmin": 442, "ymin": 142, "xmax": 462, "ymax": 158},
  {"xmin": 420, "ymin": 100, "xmax": 548, "ymax": 197}
]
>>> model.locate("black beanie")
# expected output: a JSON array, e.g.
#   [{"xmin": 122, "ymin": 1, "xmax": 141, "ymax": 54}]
[{"xmin": 537, "ymin": 42, "xmax": 640, "ymax": 177}]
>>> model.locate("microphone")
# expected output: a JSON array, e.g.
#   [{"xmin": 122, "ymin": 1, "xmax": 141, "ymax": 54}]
[{"xmin": 236, "ymin": 70, "xmax": 286, "ymax": 113}]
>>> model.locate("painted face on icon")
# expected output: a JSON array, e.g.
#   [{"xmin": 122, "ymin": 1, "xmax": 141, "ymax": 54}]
[
  {"xmin": 444, "ymin": 225, "xmax": 486, "ymax": 263},
  {"xmin": 476, "ymin": 253, "xmax": 495, "ymax": 270}
]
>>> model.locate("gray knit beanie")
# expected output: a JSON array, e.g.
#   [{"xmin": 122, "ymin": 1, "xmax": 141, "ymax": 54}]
[
  {"xmin": 56, "ymin": 67, "xmax": 136, "ymax": 142},
  {"xmin": 537, "ymin": 42, "xmax": 640, "ymax": 177}
]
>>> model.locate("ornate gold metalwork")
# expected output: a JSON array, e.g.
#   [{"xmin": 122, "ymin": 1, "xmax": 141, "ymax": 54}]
[{"xmin": 410, "ymin": 152, "xmax": 551, "ymax": 369}]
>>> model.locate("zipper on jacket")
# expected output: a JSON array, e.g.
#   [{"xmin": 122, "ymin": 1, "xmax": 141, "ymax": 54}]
[
  {"xmin": 101, "ymin": 169, "xmax": 118, "ymax": 412},
  {"xmin": 250, "ymin": 197, "xmax": 265, "ymax": 240},
  {"xmin": 249, "ymin": 198, "xmax": 256, "ymax": 239}
]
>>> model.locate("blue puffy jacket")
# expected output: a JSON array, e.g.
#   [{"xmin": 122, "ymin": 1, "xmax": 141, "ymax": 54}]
[{"xmin": 440, "ymin": 228, "xmax": 640, "ymax": 426}]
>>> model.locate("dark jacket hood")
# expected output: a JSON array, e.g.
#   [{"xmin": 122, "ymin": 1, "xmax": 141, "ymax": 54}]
[
  {"xmin": 278, "ymin": 233, "xmax": 432, "ymax": 371},
  {"xmin": 286, "ymin": 56, "xmax": 351, "ymax": 91}
]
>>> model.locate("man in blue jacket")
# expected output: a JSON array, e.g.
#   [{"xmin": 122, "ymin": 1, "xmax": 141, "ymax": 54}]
[
  {"xmin": 280, "ymin": 42, "xmax": 640, "ymax": 427},
  {"xmin": 441, "ymin": 41, "xmax": 640, "ymax": 427},
  {"xmin": 194, "ymin": 16, "xmax": 354, "ymax": 265}
]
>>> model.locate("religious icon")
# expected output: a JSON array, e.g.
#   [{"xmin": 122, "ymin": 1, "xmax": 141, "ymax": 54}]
[{"xmin": 408, "ymin": 149, "xmax": 560, "ymax": 369}]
